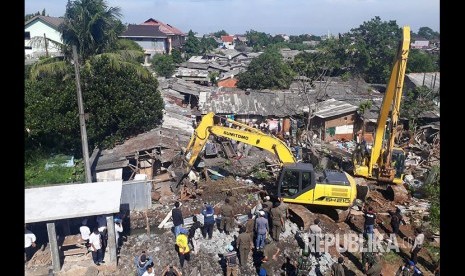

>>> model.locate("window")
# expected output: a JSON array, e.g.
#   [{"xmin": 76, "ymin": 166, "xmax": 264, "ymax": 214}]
[
  {"xmin": 25, "ymin": 32, "xmax": 31, "ymax": 40},
  {"xmin": 302, "ymin": 172, "xmax": 312, "ymax": 190},
  {"xmin": 280, "ymin": 170, "xmax": 300, "ymax": 197}
]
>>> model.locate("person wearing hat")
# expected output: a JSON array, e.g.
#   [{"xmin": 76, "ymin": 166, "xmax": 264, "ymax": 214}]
[
  {"xmin": 255, "ymin": 210, "xmax": 269, "ymax": 250},
  {"xmin": 331, "ymin": 256, "xmax": 345, "ymax": 276},
  {"xmin": 245, "ymin": 213, "xmax": 255, "ymax": 240},
  {"xmin": 395, "ymin": 259, "xmax": 419, "ymax": 276},
  {"xmin": 236, "ymin": 225, "xmax": 253, "ymax": 267},
  {"xmin": 220, "ymin": 198, "xmax": 234, "ymax": 235},
  {"xmin": 270, "ymin": 201, "xmax": 284, "ymax": 241},
  {"xmin": 262, "ymin": 195, "xmax": 273, "ymax": 219},
  {"xmin": 79, "ymin": 219, "xmax": 91, "ymax": 250},
  {"xmin": 309, "ymin": 218, "xmax": 323, "ymax": 258},
  {"xmin": 224, "ymin": 244, "xmax": 238, "ymax": 276},
  {"xmin": 134, "ymin": 251, "xmax": 153, "ymax": 276},
  {"xmin": 175, "ymin": 228, "xmax": 191, "ymax": 268},
  {"xmin": 201, "ymin": 202, "xmax": 215, "ymax": 239}
]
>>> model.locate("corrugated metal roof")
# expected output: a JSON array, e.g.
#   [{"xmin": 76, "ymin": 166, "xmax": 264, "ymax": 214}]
[
  {"xmin": 405, "ymin": 72, "xmax": 440, "ymax": 92},
  {"xmin": 199, "ymin": 89, "xmax": 308, "ymax": 117},
  {"xmin": 312, "ymin": 99, "xmax": 357, "ymax": 118}
]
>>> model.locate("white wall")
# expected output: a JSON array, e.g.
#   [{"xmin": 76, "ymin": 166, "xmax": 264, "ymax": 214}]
[{"xmin": 25, "ymin": 21, "xmax": 63, "ymax": 58}]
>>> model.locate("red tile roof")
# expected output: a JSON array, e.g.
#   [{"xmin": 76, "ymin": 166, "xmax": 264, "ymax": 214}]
[
  {"xmin": 218, "ymin": 78, "xmax": 238, "ymax": 88},
  {"xmin": 221, "ymin": 35, "xmax": 234, "ymax": 43},
  {"xmin": 141, "ymin": 18, "xmax": 185, "ymax": 36}
]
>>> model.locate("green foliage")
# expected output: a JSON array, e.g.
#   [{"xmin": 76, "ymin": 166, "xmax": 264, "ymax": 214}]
[
  {"xmin": 25, "ymin": 55, "xmax": 164, "ymax": 154},
  {"xmin": 171, "ymin": 48, "xmax": 184, "ymax": 64},
  {"xmin": 237, "ymin": 48, "xmax": 295, "ymax": 90},
  {"xmin": 200, "ymin": 36, "xmax": 218, "ymax": 54},
  {"xmin": 81, "ymin": 55, "xmax": 164, "ymax": 148},
  {"xmin": 358, "ymin": 100, "xmax": 373, "ymax": 115},
  {"xmin": 151, "ymin": 54, "xmax": 175, "ymax": 77},
  {"xmin": 400, "ymin": 86, "xmax": 439, "ymax": 129},
  {"xmin": 61, "ymin": 0, "xmax": 123, "ymax": 60},
  {"xmin": 382, "ymin": 250, "xmax": 401, "ymax": 264},
  {"xmin": 25, "ymin": 151, "xmax": 85, "ymax": 187},
  {"xmin": 245, "ymin": 29, "xmax": 272, "ymax": 48},
  {"xmin": 114, "ymin": 39, "xmax": 144, "ymax": 52},
  {"xmin": 423, "ymin": 165, "xmax": 440, "ymax": 230},
  {"xmin": 208, "ymin": 71, "xmax": 219, "ymax": 85},
  {"xmin": 407, "ymin": 49, "xmax": 439, "ymax": 73},
  {"xmin": 212, "ymin": 30, "xmax": 228, "ymax": 38},
  {"xmin": 291, "ymin": 51, "xmax": 328, "ymax": 79},
  {"xmin": 349, "ymin": 16, "xmax": 402, "ymax": 83},
  {"xmin": 340, "ymin": 71, "xmax": 351, "ymax": 81},
  {"xmin": 289, "ymin": 34, "xmax": 321, "ymax": 43},
  {"xmin": 183, "ymin": 30, "xmax": 201, "ymax": 57},
  {"xmin": 417, "ymin": 27, "xmax": 439, "ymax": 40}
]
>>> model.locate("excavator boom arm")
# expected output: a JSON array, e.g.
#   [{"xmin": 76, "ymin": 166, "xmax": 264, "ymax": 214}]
[
  {"xmin": 368, "ymin": 26, "xmax": 410, "ymax": 176},
  {"xmin": 183, "ymin": 112, "xmax": 296, "ymax": 173}
]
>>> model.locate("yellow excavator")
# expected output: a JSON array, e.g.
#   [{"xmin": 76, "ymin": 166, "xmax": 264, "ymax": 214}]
[
  {"xmin": 169, "ymin": 112, "xmax": 358, "ymax": 225},
  {"xmin": 353, "ymin": 26, "xmax": 410, "ymax": 190}
]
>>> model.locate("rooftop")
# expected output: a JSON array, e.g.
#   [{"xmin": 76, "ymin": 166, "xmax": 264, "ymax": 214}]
[
  {"xmin": 121, "ymin": 25, "xmax": 167, "ymax": 38},
  {"xmin": 312, "ymin": 98, "xmax": 358, "ymax": 119},
  {"xmin": 405, "ymin": 72, "xmax": 440, "ymax": 92},
  {"xmin": 25, "ymin": 15, "xmax": 64, "ymax": 29},
  {"xmin": 25, "ymin": 181, "xmax": 122, "ymax": 223}
]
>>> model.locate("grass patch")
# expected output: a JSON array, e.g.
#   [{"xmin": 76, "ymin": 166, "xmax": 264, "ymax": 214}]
[
  {"xmin": 25, "ymin": 151, "xmax": 85, "ymax": 187},
  {"xmin": 382, "ymin": 250, "xmax": 401, "ymax": 264}
]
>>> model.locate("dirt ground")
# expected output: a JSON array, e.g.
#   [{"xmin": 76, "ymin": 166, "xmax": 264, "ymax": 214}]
[{"xmin": 25, "ymin": 168, "xmax": 439, "ymax": 276}]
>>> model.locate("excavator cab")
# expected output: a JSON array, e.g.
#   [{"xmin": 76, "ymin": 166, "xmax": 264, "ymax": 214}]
[{"xmin": 275, "ymin": 163, "xmax": 355, "ymax": 208}]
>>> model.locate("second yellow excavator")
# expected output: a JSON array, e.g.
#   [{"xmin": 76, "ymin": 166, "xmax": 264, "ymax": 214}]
[{"xmin": 353, "ymin": 26, "xmax": 411, "ymax": 187}]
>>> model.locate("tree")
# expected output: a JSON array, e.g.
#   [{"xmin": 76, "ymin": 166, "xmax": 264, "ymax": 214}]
[
  {"xmin": 183, "ymin": 30, "xmax": 201, "ymax": 57},
  {"xmin": 237, "ymin": 48, "xmax": 295, "ymax": 90},
  {"xmin": 407, "ymin": 49, "xmax": 438, "ymax": 73},
  {"xmin": 151, "ymin": 54, "xmax": 175, "ymax": 77},
  {"xmin": 417, "ymin": 27, "xmax": 439, "ymax": 40},
  {"xmin": 171, "ymin": 48, "xmax": 184, "ymax": 64},
  {"xmin": 30, "ymin": 0, "xmax": 147, "ymax": 81},
  {"xmin": 41, "ymin": 8, "xmax": 46, "ymax": 16},
  {"xmin": 200, "ymin": 36, "xmax": 218, "ymax": 54},
  {"xmin": 212, "ymin": 30, "xmax": 228, "ymax": 38},
  {"xmin": 25, "ymin": 55, "xmax": 164, "ymax": 154},
  {"xmin": 349, "ymin": 16, "xmax": 402, "ymax": 83},
  {"xmin": 400, "ymin": 86, "xmax": 439, "ymax": 130},
  {"xmin": 245, "ymin": 29, "xmax": 271, "ymax": 48},
  {"xmin": 60, "ymin": 0, "xmax": 123, "ymax": 60}
]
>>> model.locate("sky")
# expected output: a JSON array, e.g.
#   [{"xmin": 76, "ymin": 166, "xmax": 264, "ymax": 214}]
[{"xmin": 25, "ymin": 0, "xmax": 440, "ymax": 36}]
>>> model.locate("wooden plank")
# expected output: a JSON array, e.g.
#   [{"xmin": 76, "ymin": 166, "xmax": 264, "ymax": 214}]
[{"xmin": 63, "ymin": 248, "xmax": 88, "ymax": 256}]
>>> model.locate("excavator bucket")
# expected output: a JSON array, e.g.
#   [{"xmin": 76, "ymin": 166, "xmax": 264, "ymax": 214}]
[{"xmin": 167, "ymin": 154, "xmax": 190, "ymax": 193}]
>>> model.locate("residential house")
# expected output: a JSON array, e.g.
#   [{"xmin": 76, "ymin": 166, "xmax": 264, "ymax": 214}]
[
  {"xmin": 221, "ymin": 35, "xmax": 235, "ymax": 49},
  {"xmin": 411, "ymin": 38, "xmax": 429, "ymax": 49},
  {"xmin": 234, "ymin": 34, "xmax": 247, "ymax": 43},
  {"xmin": 310, "ymin": 99, "xmax": 358, "ymax": 142},
  {"xmin": 25, "ymin": 15, "xmax": 64, "ymax": 59},
  {"xmin": 120, "ymin": 18, "xmax": 185, "ymax": 63}
]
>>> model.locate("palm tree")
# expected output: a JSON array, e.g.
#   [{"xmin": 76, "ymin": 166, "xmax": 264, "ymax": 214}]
[
  {"xmin": 61, "ymin": 0, "xmax": 123, "ymax": 60},
  {"xmin": 29, "ymin": 0, "xmax": 149, "ymax": 81}
]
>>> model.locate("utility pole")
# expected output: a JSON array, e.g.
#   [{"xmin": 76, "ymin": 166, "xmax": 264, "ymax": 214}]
[{"xmin": 72, "ymin": 45, "xmax": 92, "ymax": 183}]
